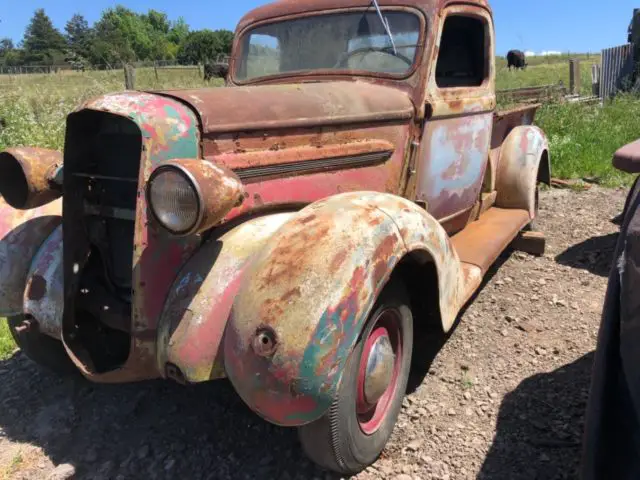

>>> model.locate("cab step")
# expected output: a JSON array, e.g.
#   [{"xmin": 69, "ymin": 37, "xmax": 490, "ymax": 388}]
[{"xmin": 451, "ymin": 207, "xmax": 531, "ymax": 304}]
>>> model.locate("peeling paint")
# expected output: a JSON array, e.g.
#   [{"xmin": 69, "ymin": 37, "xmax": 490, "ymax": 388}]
[{"xmin": 224, "ymin": 192, "xmax": 466, "ymax": 427}]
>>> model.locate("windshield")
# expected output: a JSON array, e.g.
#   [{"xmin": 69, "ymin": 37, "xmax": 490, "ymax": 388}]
[{"xmin": 235, "ymin": 11, "xmax": 422, "ymax": 82}]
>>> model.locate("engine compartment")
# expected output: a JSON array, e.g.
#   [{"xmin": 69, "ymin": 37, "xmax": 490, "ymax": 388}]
[{"xmin": 62, "ymin": 110, "xmax": 141, "ymax": 373}]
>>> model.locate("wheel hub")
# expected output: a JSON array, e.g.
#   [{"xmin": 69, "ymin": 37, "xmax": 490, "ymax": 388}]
[
  {"xmin": 356, "ymin": 308, "xmax": 403, "ymax": 436},
  {"xmin": 363, "ymin": 333, "xmax": 395, "ymax": 406}
]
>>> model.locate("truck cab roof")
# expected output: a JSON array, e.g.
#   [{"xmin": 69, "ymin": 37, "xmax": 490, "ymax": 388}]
[{"xmin": 238, "ymin": 0, "xmax": 492, "ymax": 31}]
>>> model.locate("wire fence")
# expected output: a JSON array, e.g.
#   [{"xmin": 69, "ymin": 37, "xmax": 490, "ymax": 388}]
[{"xmin": 0, "ymin": 55, "xmax": 230, "ymax": 76}]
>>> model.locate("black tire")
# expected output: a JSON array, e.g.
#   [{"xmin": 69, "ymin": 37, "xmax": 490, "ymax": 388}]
[
  {"xmin": 8, "ymin": 315, "xmax": 77, "ymax": 375},
  {"xmin": 298, "ymin": 279, "xmax": 413, "ymax": 475}
]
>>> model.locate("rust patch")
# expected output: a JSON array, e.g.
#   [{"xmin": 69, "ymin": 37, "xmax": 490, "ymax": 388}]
[
  {"xmin": 329, "ymin": 249, "xmax": 348, "ymax": 274},
  {"xmin": 281, "ymin": 287, "xmax": 302, "ymax": 302},
  {"xmin": 27, "ymin": 275, "xmax": 47, "ymax": 301},
  {"xmin": 0, "ymin": 147, "xmax": 62, "ymax": 210}
]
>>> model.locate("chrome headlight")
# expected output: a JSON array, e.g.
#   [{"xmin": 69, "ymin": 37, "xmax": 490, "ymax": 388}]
[
  {"xmin": 148, "ymin": 167, "xmax": 201, "ymax": 235},
  {"xmin": 147, "ymin": 159, "xmax": 245, "ymax": 237}
]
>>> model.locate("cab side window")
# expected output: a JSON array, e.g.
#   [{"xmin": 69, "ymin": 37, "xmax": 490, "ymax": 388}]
[{"xmin": 435, "ymin": 15, "xmax": 488, "ymax": 88}]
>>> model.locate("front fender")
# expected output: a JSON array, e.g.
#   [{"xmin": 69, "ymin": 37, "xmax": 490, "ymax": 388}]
[
  {"xmin": 495, "ymin": 125, "xmax": 550, "ymax": 218},
  {"xmin": 0, "ymin": 197, "xmax": 62, "ymax": 316},
  {"xmin": 157, "ymin": 212, "xmax": 294, "ymax": 382},
  {"xmin": 224, "ymin": 192, "xmax": 465, "ymax": 427}
]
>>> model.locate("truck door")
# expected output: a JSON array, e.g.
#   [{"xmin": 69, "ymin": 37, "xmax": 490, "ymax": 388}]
[{"xmin": 415, "ymin": 6, "xmax": 495, "ymax": 233}]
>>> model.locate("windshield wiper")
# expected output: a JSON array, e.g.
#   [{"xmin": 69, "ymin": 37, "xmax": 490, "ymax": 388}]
[{"xmin": 372, "ymin": 0, "xmax": 397, "ymax": 55}]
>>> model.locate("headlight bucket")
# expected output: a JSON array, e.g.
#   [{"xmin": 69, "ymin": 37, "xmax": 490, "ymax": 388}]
[
  {"xmin": 0, "ymin": 147, "xmax": 63, "ymax": 210},
  {"xmin": 147, "ymin": 159, "xmax": 245, "ymax": 236}
]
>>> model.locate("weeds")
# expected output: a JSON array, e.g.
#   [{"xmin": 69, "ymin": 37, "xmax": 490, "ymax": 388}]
[
  {"xmin": 0, "ymin": 320, "xmax": 13, "ymax": 361},
  {"xmin": 535, "ymin": 95, "xmax": 640, "ymax": 187},
  {"xmin": 461, "ymin": 373, "xmax": 475, "ymax": 389}
]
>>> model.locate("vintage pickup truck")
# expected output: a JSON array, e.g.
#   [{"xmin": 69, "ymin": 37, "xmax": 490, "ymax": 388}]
[{"xmin": 0, "ymin": 0, "xmax": 550, "ymax": 474}]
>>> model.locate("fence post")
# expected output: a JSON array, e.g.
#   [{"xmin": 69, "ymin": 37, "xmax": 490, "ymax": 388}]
[
  {"xmin": 569, "ymin": 58, "xmax": 581, "ymax": 95},
  {"xmin": 591, "ymin": 64, "xmax": 601, "ymax": 97},
  {"xmin": 154, "ymin": 61, "xmax": 159, "ymax": 82},
  {"xmin": 124, "ymin": 64, "xmax": 136, "ymax": 90}
]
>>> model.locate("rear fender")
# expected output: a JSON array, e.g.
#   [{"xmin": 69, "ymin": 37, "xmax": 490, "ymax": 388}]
[
  {"xmin": 157, "ymin": 212, "xmax": 295, "ymax": 382},
  {"xmin": 495, "ymin": 126, "xmax": 550, "ymax": 218},
  {"xmin": 224, "ymin": 192, "xmax": 465, "ymax": 427},
  {"xmin": 0, "ymin": 198, "xmax": 62, "ymax": 316}
]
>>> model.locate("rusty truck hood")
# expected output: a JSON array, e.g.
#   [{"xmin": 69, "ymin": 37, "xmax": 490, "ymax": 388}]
[{"xmin": 157, "ymin": 81, "xmax": 414, "ymax": 134}]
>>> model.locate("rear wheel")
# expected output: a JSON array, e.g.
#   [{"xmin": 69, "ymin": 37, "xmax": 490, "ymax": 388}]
[
  {"xmin": 8, "ymin": 315, "xmax": 76, "ymax": 375},
  {"xmin": 298, "ymin": 279, "xmax": 413, "ymax": 475}
]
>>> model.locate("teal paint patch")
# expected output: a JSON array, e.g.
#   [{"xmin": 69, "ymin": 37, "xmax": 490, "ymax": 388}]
[{"xmin": 83, "ymin": 92, "xmax": 200, "ymax": 164}]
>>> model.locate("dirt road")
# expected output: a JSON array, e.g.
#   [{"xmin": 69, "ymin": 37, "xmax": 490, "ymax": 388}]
[{"xmin": 0, "ymin": 186, "xmax": 626, "ymax": 480}]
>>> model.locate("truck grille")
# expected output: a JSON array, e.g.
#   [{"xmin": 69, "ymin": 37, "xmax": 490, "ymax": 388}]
[{"xmin": 62, "ymin": 110, "xmax": 141, "ymax": 372}]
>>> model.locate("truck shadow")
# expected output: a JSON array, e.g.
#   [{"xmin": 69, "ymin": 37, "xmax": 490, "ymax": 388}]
[
  {"xmin": 478, "ymin": 352, "xmax": 593, "ymax": 480},
  {"xmin": 407, "ymin": 250, "xmax": 511, "ymax": 394},
  {"xmin": 0, "ymin": 353, "xmax": 334, "ymax": 480},
  {"xmin": 555, "ymin": 233, "xmax": 618, "ymax": 277}
]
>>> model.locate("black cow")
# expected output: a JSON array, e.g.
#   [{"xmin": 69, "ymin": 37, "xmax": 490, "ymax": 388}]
[
  {"xmin": 204, "ymin": 63, "xmax": 229, "ymax": 81},
  {"xmin": 507, "ymin": 50, "xmax": 527, "ymax": 70}
]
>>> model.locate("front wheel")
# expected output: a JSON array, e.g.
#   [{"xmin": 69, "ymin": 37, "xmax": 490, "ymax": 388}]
[{"xmin": 298, "ymin": 279, "xmax": 413, "ymax": 475}]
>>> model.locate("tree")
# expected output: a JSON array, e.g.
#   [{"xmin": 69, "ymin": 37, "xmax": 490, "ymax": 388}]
[
  {"xmin": 143, "ymin": 10, "xmax": 171, "ymax": 35},
  {"xmin": 0, "ymin": 38, "xmax": 15, "ymax": 56},
  {"xmin": 0, "ymin": 39, "xmax": 23, "ymax": 67},
  {"xmin": 168, "ymin": 17, "xmax": 189, "ymax": 46},
  {"xmin": 215, "ymin": 30, "xmax": 234, "ymax": 55},
  {"xmin": 65, "ymin": 14, "xmax": 93, "ymax": 60},
  {"xmin": 91, "ymin": 6, "xmax": 151, "ymax": 65},
  {"xmin": 177, "ymin": 29, "xmax": 234, "ymax": 65},
  {"xmin": 22, "ymin": 9, "xmax": 66, "ymax": 64}
]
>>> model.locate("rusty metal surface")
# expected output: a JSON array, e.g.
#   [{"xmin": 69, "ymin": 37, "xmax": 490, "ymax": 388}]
[
  {"xmin": 451, "ymin": 207, "xmax": 530, "ymax": 274},
  {"xmin": 0, "ymin": 147, "xmax": 62, "ymax": 210},
  {"xmin": 158, "ymin": 212, "xmax": 294, "ymax": 382},
  {"xmin": 23, "ymin": 225, "xmax": 63, "ymax": 339},
  {"xmin": 207, "ymin": 124, "xmax": 410, "ymax": 217},
  {"xmin": 495, "ymin": 125, "xmax": 549, "ymax": 218},
  {"xmin": 488, "ymin": 104, "xmax": 539, "ymax": 191},
  {"xmin": 0, "ymin": 197, "xmax": 61, "ymax": 316},
  {"xmin": 151, "ymin": 159, "xmax": 245, "ymax": 236},
  {"xmin": 224, "ymin": 192, "xmax": 466, "ymax": 427},
  {"xmin": 415, "ymin": 113, "xmax": 493, "ymax": 221},
  {"xmin": 212, "ymin": 140, "xmax": 394, "ymax": 171},
  {"xmin": 613, "ymin": 139, "xmax": 640, "ymax": 173},
  {"xmin": 62, "ymin": 92, "xmax": 202, "ymax": 382},
  {"xmin": 158, "ymin": 82, "xmax": 414, "ymax": 134},
  {"xmin": 237, "ymin": 0, "xmax": 490, "ymax": 33}
]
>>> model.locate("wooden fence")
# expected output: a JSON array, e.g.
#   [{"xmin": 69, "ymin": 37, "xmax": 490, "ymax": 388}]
[{"xmin": 600, "ymin": 44, "xmax": 635, "ymax": 99}]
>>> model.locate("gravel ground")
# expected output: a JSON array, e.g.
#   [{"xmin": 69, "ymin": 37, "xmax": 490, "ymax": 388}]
[{"xmin": 0, "ymin": 186, "xmax": 627, "ymax": 480}]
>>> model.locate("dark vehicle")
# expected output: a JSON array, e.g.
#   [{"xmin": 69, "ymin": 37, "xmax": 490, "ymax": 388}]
[
  {"xmin": 507, "ymin": 49, "xmax": 527, "ymax": 70},
  {"xmin": 582, "ymin": 139, "xmax": 640, "ymax": 480}
]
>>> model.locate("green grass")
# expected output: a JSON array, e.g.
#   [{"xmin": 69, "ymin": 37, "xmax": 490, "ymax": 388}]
[
  {"xmin": 0, "ymin": 67, "xmax": 223, "ymax": 152},
  {"xmin": 0, "ymin": 319, "xmax": 15, "ymax": 360},
  {"xmin": 496, "ymin": 57, "xmax": 598, "ymax": 96},
  {"xmin": 535, "ymin": 95, "xmax": 640, "ymax": 187}
]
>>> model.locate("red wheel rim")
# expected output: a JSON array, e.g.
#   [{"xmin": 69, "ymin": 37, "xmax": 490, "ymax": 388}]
[{"xmin": 356, "ymin": 308, "xmax": 403, "ymax": 435}]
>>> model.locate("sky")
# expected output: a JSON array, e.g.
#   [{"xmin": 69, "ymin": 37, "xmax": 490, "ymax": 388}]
[{"xmin": 0, "ymin": 0, "xmax": 637, "ymax": 56}]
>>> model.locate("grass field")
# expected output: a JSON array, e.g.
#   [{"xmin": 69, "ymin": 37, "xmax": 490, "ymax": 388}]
[
  {"xmin": 496, "ymin": 53, "xmax": 600, "ymax": 95},
  {"xmin": 537, "ymin": 95, "xmax": 640, "ymax": 187}
]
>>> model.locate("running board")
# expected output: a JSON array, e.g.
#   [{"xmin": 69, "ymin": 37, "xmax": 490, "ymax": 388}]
[{"xmin": 452, "ymin": 207, "xmax": 531, "ymax": 305}]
